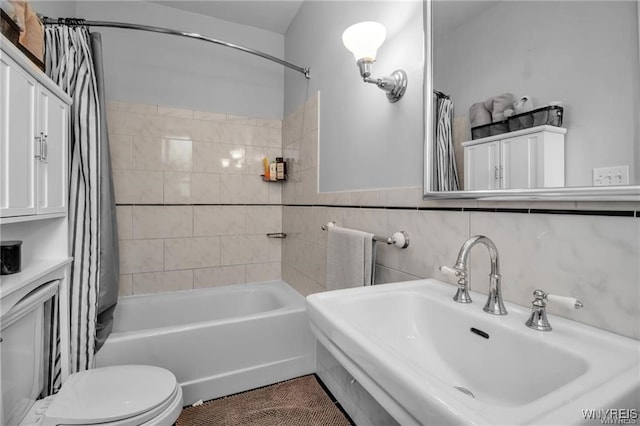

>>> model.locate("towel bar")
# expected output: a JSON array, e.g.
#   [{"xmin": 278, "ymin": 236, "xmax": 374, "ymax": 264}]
[{"xmin": 321, "ymin": 222, "xmax": 409, "ymax": 249}]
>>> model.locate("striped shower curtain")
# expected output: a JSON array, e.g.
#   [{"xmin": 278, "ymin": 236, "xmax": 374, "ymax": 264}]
[
  {"xmin": 44, "ymin": 24, "xmax": 118, "ymax": 379},
  {"xmin": 435, "ymin": 96, "xmax": 460, "ymax": 191}
]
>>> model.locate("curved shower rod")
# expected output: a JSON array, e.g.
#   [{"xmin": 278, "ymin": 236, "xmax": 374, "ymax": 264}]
[{"xmin": 41, "ymin": 17, "xmax": 311, "ymax": 79}]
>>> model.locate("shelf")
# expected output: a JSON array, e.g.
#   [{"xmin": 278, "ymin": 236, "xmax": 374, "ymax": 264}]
[
  {"xmin": 1, "ymin": 257, "xmax": 72, "ymax": 314},
  {"xmin": 260, "ymin": 174, "xmax": 287, "ymax": 182},
  {"xmin": 0, "ymin": 212, "xmax": 67, "ymax": 225}
]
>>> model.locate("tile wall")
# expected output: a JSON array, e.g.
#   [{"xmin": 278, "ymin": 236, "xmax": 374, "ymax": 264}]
[{"xmin": 108, "ymin": 101, "xmax": 283, "ymax": 295}]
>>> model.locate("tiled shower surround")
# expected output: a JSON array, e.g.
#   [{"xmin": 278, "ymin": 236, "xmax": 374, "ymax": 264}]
[{"xmin": 108, "ymin": 101, "xmax": 283, "ymax": 296}]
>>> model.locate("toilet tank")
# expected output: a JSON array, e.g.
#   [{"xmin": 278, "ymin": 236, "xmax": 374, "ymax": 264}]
[{"xmin": 1, "ymin": 280, "xmax": 59, "ymax": 426}]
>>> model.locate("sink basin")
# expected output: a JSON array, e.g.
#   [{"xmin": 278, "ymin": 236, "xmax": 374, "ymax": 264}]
[{"xmin": 307, "ymin": 279, "xmax": 640, "ymax": 425}]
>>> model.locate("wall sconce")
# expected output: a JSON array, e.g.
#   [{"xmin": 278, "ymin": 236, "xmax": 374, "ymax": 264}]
[{"xmin": 342, "ymin": 21, "xmax": 407, "ymax": 103}]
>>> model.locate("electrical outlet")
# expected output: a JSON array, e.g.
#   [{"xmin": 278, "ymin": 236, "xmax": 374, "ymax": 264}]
[{"xmin": 593, "ymin": 166, "xmax": 629, "ymax": 186}]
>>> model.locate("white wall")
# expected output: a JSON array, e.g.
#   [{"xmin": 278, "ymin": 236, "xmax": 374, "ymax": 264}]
[
  {"xmin": 284, "ymin": 1, "xmax": 424, "ymax": 192},
  {"xmin": 434, "ymin": 0, "xmax": 640, "ymax": 187},
  {"xmin": 30, "ymin": 1, "xmax": 76, "ymax": 19},
  {"xmin": 75, "ymin": 1, "xmax": 285, "ymax": 119}
]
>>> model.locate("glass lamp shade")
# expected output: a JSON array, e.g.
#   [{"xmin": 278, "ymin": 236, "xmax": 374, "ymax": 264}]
[{"xmin": 342, "ymin": 21, "xmax": 386, "ymax": 62}]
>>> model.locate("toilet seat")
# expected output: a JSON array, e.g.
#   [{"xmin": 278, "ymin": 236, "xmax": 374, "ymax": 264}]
[{"xmin": 22, "ymin": 365, "xmax": 183, "ymax": 426}]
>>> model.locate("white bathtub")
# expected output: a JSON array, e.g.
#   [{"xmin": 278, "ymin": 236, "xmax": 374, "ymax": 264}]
[{"xmin": 95, "ymin": 281, "xmax": 316, "ymax": 405}]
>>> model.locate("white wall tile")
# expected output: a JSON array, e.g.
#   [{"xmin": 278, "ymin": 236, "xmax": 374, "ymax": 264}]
[
  {"xmin": 133, "ymin": 206, "xmax": 193, "ymax": 239},
  {"xmin": 132, "ymin": 136, "xmax": 164, "ymax": 170},
  {"xmin": 246, "ymin": 262, "xmax": 281, "ymax": 283},
  {"xmin": 245, "ymin": 206, "xmax": 282, "ymax": 234},
  {"xmin": 194, "ymin": 206, "xmax": 245, "ymax": 236},
  {"xmin": 223, "ymin": 123, "xmax": 259, "ymax": 145},
  {"xmin": 164, "ymin": 236, "xmax": 221, "ymax": 270},
  {"xmin": 113, "ymin": 170, "xmax": 163, "ymax": 204},
  {"xmin": 268, "ymin": 183, "xmax": 282, "ymax": 205},
  {"xmin": 164, "ymin": 172, "xmax": 192, "ymax": 204},
  {"xmin": 268, "ymin": 238, "xmax": 282, "ymax": 263},
  {"xmin": 193, "ymin": 143, "xmax": 245, "ymax": 174},
  {"xmin": 109, "ymin": 134, "xmax": 132, "ymax": 170},
  {"xmin": 195, "ymin": 120, "xmax": 223, "ymax": 143},
  {"xmin": 118, "ymin": 274, "xmax": 133, "ymax": 297},
  {"xmin": 220, "ymin": 175, "xmax": 269, "ymax": 204},
  {"xmin": 226, "ymin": 115, "xmax": 257, "ymax": 126},
  {"xmin": 158, "ymin": 106, "xmax": 193, "ymax": 118},
  {"xmin": 132, "ymin": 269, "xmax": 193, "ymax": 294},
  {"xmin": 116, "ymin": 206, "xmax": 133, "ymax": 240},
  {"xmin": 193, "ymin": 265, "xmax": 246, "ymax": 288},
  {"xmin": 221, "ymin": 235, "xmax": 270, "ymax": 265},
  {"xmin": 191, "ymin": 173, "xmax": 220, "ymax": 204},
  {"xmin": 108, "ymin": 111, "xmax": 164, "ymax": 137},
  {"xmin": 163, "ymin": 139, "xmax": 193, "ymax": 171},
  {"xmin": 164, "ymin": 116, "xmax": 201, "ymax": 140},
  {"xmin": 194, "ymin": 110, "xmax": 226, "ymax": 121},
  {"xmin": 119, "ymin": 239, "xmax": 164, "ymax": 274}
]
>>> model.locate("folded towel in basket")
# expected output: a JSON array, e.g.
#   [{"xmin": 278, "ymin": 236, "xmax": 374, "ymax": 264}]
[
  {"xmin": 469, "ymin": 102, "xmax": 492, "ymax": 128},
  {"xmin": 326, "ymin": 225, "xmax": 376, "ymax": 290},
  {"xmin": 483, "ymin": 93, "xmax": 514, "ymax": 122}
]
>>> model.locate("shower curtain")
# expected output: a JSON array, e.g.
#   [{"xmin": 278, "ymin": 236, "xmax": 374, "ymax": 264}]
[
  {"xmin": 435, "ymin": 95, "xmax": 460, "ymax": 191},
  {"xmin": 44, "ymin": 24, "xmax": 119, "ymax": 377}
]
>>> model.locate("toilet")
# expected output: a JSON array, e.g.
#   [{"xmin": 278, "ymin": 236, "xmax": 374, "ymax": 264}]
[{"xmin": 1, "ymin": 281, "xmax": 183, "ymax": 426}]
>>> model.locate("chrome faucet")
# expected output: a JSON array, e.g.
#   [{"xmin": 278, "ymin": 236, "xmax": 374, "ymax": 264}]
[{"xmin": 447, "ymin": 235, "xmax": 507, "ymax": 315}]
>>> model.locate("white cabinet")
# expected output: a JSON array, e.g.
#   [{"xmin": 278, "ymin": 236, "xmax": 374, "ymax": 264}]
[
  {"xmin": 463, "ymin": 126, "xmax": 566, "ymax": 191},
  {"xmin": 0, "ymin": 39, "xmax": 71, "ymax": 219},
  {"xmin": 36, "ymin": 86, "xmax": 68, "ymax": 214},
  {"xmin": 0, "ymin": 34, "xmax": 73, "ymax": 382}
]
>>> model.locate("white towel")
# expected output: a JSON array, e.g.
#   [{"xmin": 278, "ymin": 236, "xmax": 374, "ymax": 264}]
[{"xmin": 326, "ymin": 225, "xmax": 376, "ymax": 290}]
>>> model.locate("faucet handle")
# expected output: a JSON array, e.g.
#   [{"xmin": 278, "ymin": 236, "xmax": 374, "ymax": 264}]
[
  {"xmin": 439, "ymin": 265, "xmax": 461, "ymax": 282},
  {"xmin": 439, "ymin": 265, "xmax": 472, "ymax": 303},
  {"xmin": 526, "ymin": 290, "xmax": 583, "ymax": 331},
  {"xmin": 547, "ymin": 293, "xmax": 583, "ymax": 310}
]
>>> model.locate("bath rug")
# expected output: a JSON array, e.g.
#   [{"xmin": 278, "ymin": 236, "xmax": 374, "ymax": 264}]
[{"xmin": 176, "ymin": 375, "xmax": 353, "ymax": 426}]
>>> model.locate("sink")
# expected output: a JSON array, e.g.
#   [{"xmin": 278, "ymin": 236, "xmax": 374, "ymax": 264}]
[{"xmin": 306, "ymin": 279, "xmax": 640, "ymax": 425}]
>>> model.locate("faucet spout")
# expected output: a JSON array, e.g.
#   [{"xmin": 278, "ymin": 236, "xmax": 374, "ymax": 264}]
[{"xmin": 454, "ymin": 235, "xmax": 507, "ymax": 315}]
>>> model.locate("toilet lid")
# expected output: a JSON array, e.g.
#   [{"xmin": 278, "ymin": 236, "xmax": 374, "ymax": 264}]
[{"xmin": 44, "ymin": 365, "xmax": 178, "ymax": 425}]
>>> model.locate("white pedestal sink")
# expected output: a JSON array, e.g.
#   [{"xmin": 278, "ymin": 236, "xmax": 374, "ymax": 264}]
[{"xmin": 306, "ymin": 279, "xmax": 640, "ymax": 425}]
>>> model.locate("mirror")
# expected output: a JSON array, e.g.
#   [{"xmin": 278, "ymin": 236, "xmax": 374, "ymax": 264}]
[{"xmin": 423, "ymin": 0, "xmax": 640, "ymax": 199}]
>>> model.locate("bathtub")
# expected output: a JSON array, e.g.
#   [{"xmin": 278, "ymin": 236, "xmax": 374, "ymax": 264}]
[{"xmin": 95, "ymin": 281, "xmax": 316, "ymax": 405}]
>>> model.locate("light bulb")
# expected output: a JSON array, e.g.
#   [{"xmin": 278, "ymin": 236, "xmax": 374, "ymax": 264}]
[{"xmin": 342, "ymin": 21, "xmax": 386, "ymax": 62}]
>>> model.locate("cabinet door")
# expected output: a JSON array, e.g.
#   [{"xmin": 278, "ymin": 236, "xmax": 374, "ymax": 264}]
[
  {"xmin": 464, "ymin": 141, "xmax": 500, "ymax": 190},
  {"xmin": 501, "ymin": 134, "xmax": 538, "ymax": 189},
  {"xmin": 0, "ymin": 54, "xmax": 38, "ymax": 217},
  {"xmin": 37, "ymin": 86, "xmax": 68, "ymax": 214}
]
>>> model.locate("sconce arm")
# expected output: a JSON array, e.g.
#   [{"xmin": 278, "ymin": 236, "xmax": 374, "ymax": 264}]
[
  {"xmin": 362, "ymin": 70, "xmax": 408, "ymax": 103},
  {"xmin": 364, "ymin": 76, "xmax": 397, "ymax": 92}
]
